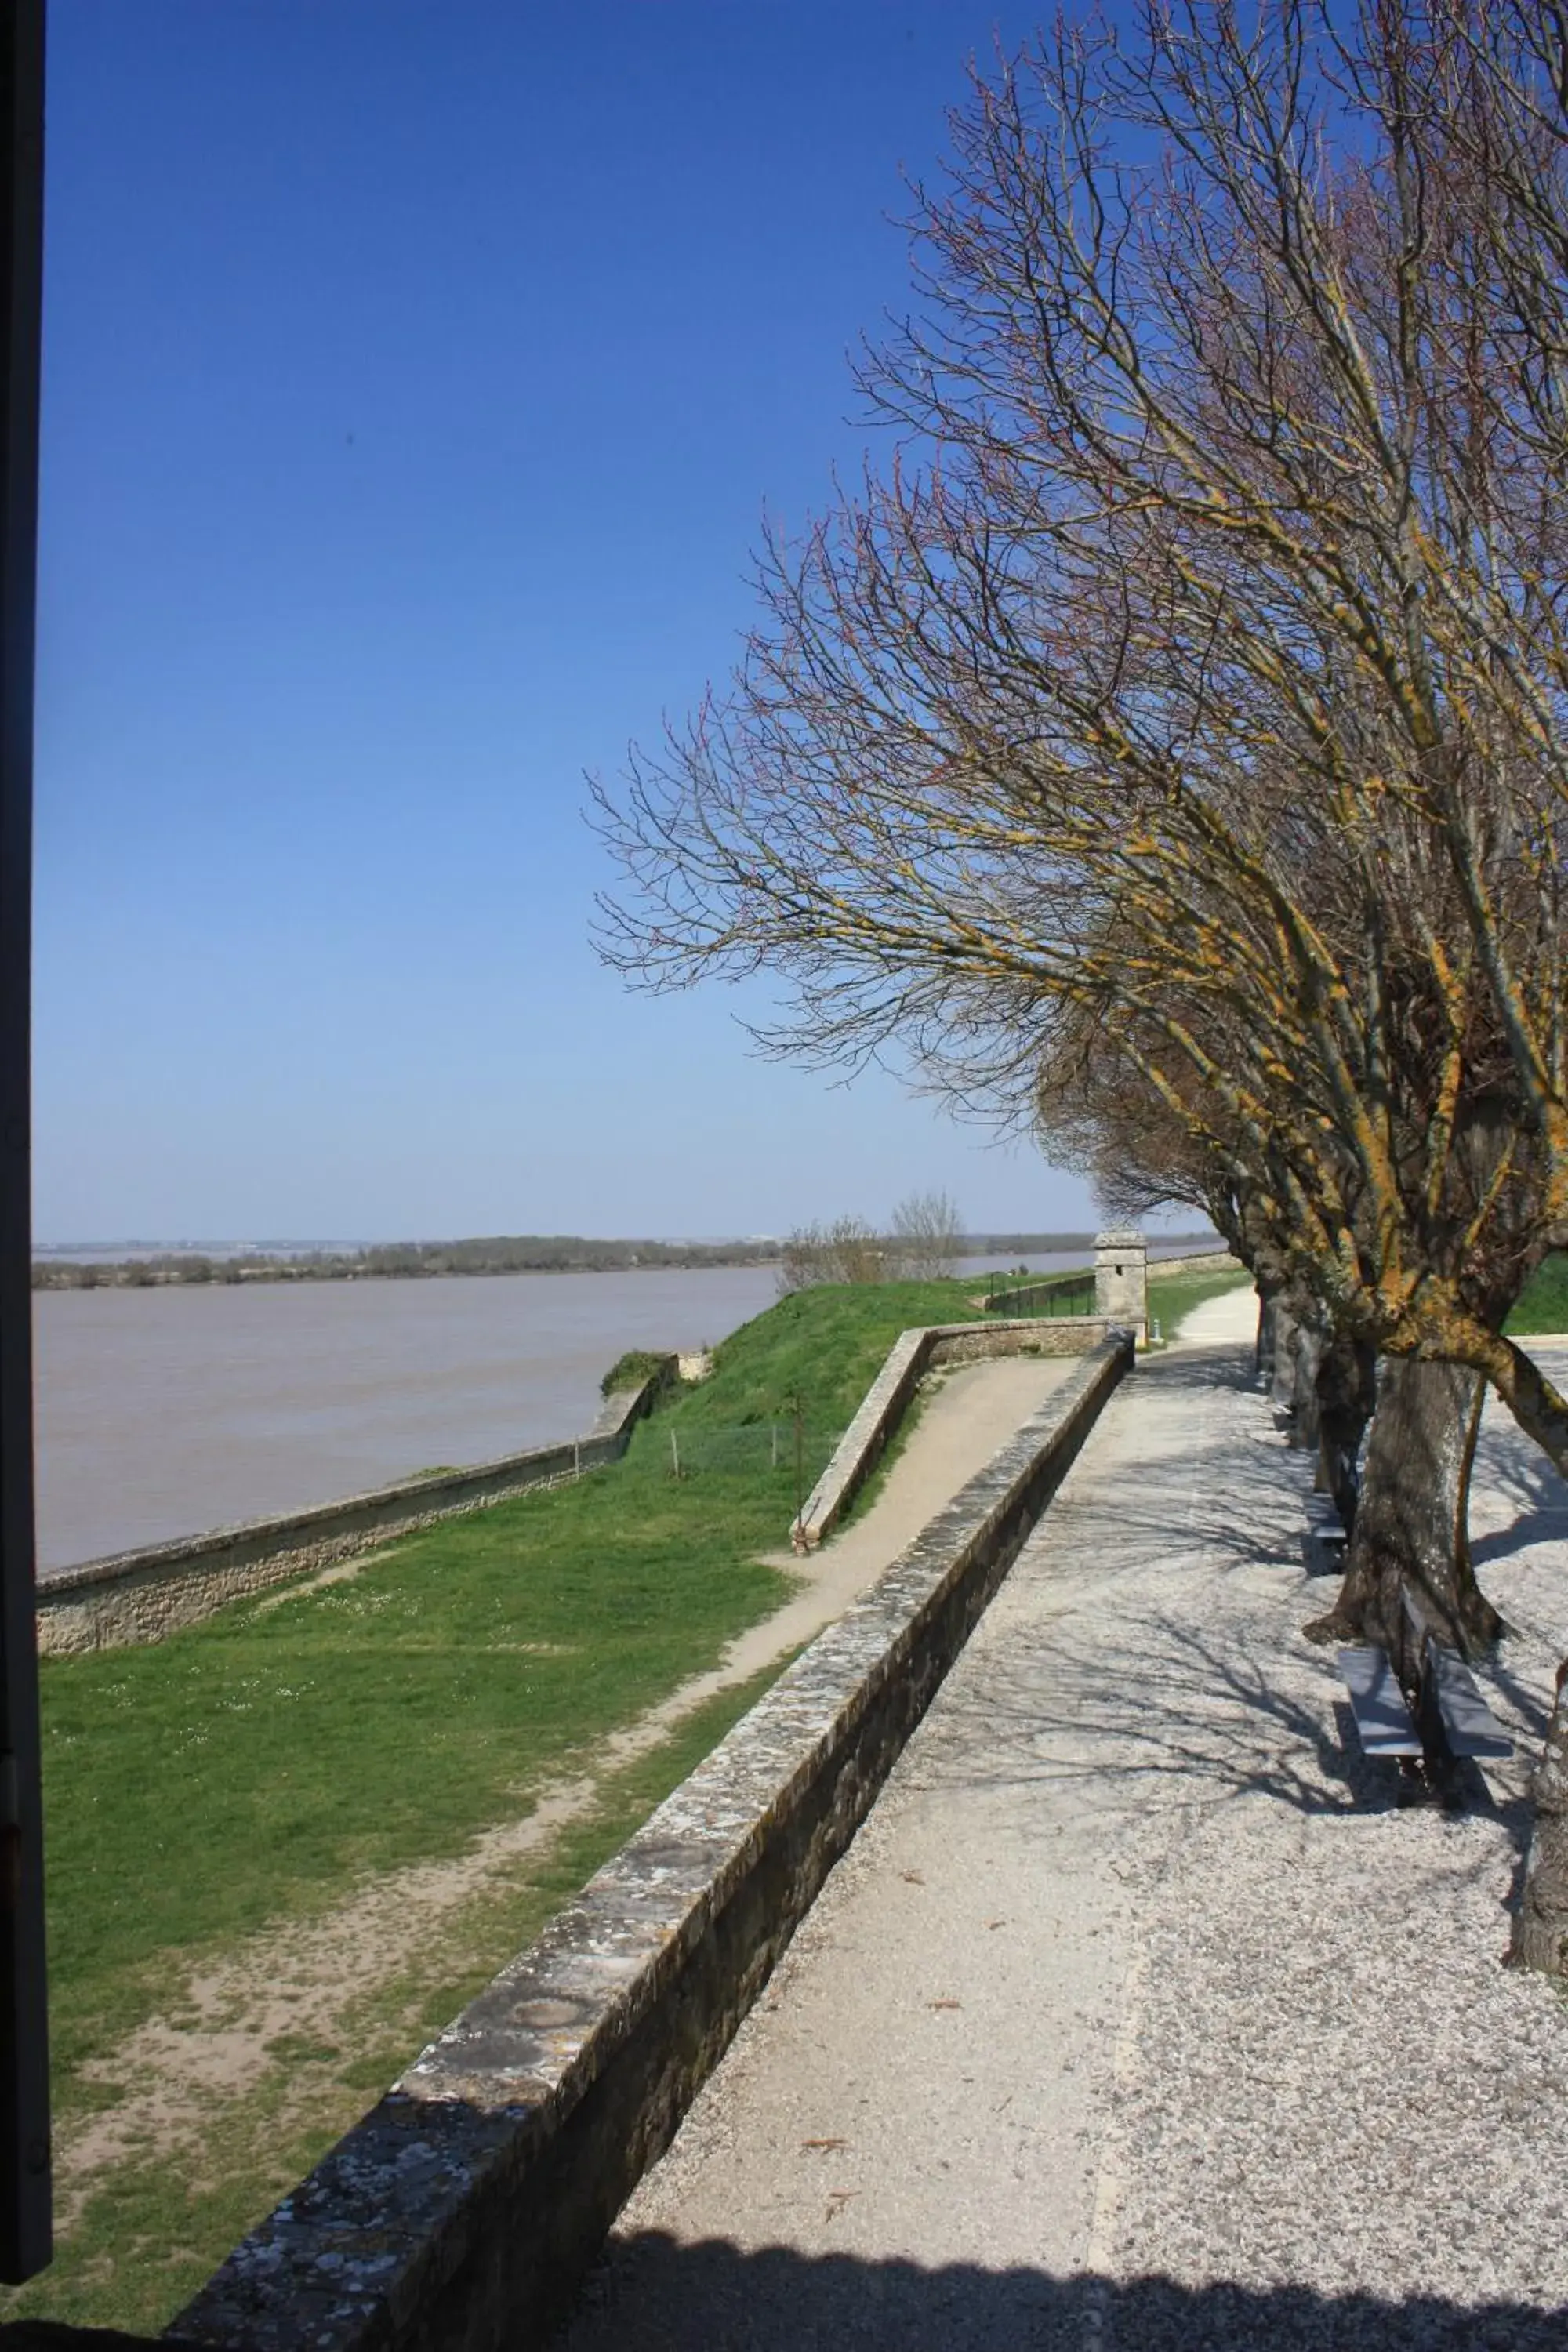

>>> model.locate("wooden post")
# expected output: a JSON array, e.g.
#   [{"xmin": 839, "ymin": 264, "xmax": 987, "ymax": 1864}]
[
  {"xmin": 793, "ymin": 1396, "xmax": 804, "ymax": 1532},
  {"xmin": 0, "ymin": 0, "xmax": 48, "ymax": 2285}
]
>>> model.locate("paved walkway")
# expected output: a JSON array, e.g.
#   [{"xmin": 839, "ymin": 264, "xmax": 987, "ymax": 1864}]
[{"xmin": 560, "ymin": 1297, "xmax": 1568, "ymax": 2350}]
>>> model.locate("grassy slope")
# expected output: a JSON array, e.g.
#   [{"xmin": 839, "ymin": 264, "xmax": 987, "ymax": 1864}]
[
  {"xmin": 14, "ymin": 1662, "xmax": 793, "ymax": 2333},
  {"xmin": 13, "ymin": 1269, "xmax": 1111, "ymax": 2328},
  {"xmin": 16, "ymin": 1275, "xmax": 988, "ymax": 2328},
  {"xmin": 31, "ymin": 1279, "xmax": 982, "ymax": 2111}
]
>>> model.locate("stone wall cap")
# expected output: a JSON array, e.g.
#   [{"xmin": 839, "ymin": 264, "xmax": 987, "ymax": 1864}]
[{"xmin": 1094, "ymin": 1227, "xmax": 1147, "ymax": 1250}]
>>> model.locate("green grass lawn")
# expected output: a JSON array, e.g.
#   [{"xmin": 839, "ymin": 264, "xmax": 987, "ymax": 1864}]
[
  {"xmin": 1147, "ymin": 1261, "xmax": 1251, "ymax": 1341},
  {"xmin": 37, "ymin": 1276, "xmax": 980, "ymax": 2089},
  {"xmin": 1507, "ymin": 1252, "xmax": 1568, "ymax": 1334},
  {"xmin": 1144, "ymin": 1252, "xmax": 1568, "ymax": 1345},
  {"xmin": 9, "ymin": 1273, "xmax": 994, "ymax": 2328}
]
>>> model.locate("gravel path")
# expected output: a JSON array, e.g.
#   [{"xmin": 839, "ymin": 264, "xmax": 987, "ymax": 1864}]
[{"xmin": 558, "ymin": 1298, "xmax": 1568, "ymax": 2350}]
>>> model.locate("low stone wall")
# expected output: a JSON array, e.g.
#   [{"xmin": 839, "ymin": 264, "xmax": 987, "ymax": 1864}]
[
  {"xmin": 167, "ymin": 1332, "xmax": 1133, "ymax": 2352},
  {"xmin": 1151, "ymin": 1247, "xmax": 1245, "ymax": 1277},
  {"xmin": 792, "ymin": 1313, "xmax": 1112, "ymax": 1552},
  {"xmin": 929, "ymin": 1316, "xmax": 1111, "ymax": 1365},
  {"xmin": 35, "ymin": 1368, "xmax": 673, "ymax": 1657}
]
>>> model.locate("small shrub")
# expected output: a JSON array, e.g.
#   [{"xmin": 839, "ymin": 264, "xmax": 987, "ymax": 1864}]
[
  {"xmin": 777, "ymin": 1215, "xmax": 885, "ymax": 1291},
  {"xmin": 600, "ymin": 1348, "xmax": 672, "ymax": 1397}
]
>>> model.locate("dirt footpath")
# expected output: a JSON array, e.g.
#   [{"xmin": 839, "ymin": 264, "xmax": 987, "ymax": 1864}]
[
  {"xmin": 559, "ymin": 1306, "xmax": 1568, "ymax": 2352},
  {"xmin": 743, "ymin": 1352, "xmax": 1079, "ymax": 1674}
]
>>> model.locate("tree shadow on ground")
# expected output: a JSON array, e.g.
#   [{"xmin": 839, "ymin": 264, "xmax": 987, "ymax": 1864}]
[
  {"xmin": 556, "ymin": 2235, "xmax": 1566, "ymax": 2350},
  {"xmin": 915, "ymin": 1385, "xmax": 1536, "ymax": 1870},
  {"xmin": 928, "ymin": 1594, "xmax": 1514, "ymax": 1834},
  {"xmin": 945, "ymin": 1345, "xmax": 1550, "ymax": 1834},
  {"xmin": 1468, "ymin": 1436, "xmax": 1568, "ymax": 1573}
]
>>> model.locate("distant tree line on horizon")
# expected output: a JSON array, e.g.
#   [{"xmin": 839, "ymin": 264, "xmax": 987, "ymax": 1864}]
[{"xmin": 30, "ymin": 1222, "xmax": 1211, "ymax": 1293}]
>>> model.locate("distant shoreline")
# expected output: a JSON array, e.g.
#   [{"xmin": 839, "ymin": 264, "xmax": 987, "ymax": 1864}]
[{"xmin": 31, "ymin": 1230, "xmax": 1218, "ymax": 1293}]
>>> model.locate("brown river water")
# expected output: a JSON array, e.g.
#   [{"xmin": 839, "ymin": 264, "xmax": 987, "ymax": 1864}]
[
  {"xmin": 31, "ymin": 1253, "xmax": 1104, "ymax": 1572},
  {"xmin": 31, "ymin": 1266, "xmax": 785, "ymax": 1572}
]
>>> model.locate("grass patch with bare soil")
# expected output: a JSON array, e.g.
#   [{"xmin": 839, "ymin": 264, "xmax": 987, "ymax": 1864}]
[
  {"xmin": 16, "ymin": 1663, "xmax": 793, "ymax": 2335},
  {"xmin": 1147, "ymin": 1262, "xmax": 1252, "ymax": 1341}
]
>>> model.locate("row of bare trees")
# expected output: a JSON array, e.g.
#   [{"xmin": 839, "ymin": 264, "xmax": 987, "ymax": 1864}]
[
  {"xmin": 596, "ymin": 1, "xmax": 1568, "ymax": 1971},
  {"xmin": 777, "ymin": 1191, "xmax": 964, "ymax": 1290}
]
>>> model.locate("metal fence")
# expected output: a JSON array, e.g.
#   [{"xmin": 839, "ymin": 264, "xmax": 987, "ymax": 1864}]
[{"xmin": 979, "ymin": 1273, "xmax": 1097, "ymax": 1319}]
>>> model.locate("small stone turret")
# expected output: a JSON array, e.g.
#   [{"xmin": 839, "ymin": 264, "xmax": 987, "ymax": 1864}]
[{"xmin": 1094, "ymin": 1228, "xmax": 1147, "ymax": 1344}]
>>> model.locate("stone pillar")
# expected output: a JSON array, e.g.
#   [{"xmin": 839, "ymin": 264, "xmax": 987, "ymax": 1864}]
[{"xmin": 1094, "ymin": 1228, "xmax": 1148, "ymax": 1344}]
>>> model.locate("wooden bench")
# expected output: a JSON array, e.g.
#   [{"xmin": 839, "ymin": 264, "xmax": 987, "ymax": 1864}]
[
  {"xmin": 1336, "ymin": 1644, "xmax": 1423, "ymax": 1757},
  {"xmin": 1336, "ymin": 1590, "xmax": 1513, "ymax": 1773},
  {"xmin": 1302, "ymin": 1490, "xmax": 1348, "ymax": 1576}
]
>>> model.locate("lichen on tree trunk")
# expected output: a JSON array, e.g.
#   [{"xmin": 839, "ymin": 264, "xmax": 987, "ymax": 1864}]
[{"xmin": 1304, "ymin": 1357, "xmax": 1500, "ymax": 1657}]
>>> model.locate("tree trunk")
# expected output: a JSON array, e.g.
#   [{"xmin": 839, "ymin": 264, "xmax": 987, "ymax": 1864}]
[
  {"xmin": 1270, "ymin": 1303, "xmax": 1298, "ymax": 1420},
  {"xmin": 1287, "ymin": 1318, "xmax": 1322, "ymax": 1454},
  {"xmin": 1512, "ymin": 1664, "xmax": 1568, "ymax": 1976},
  {"xmin": 1303, "ymin": 1357, "xmax": 1500, "ymax": 1657},
  {"xmin": 1416, "ymin": 1329, "xmax": 1568, "ymax": 1977},
  {"xmin": 1313, "ymin": 1331, "xmax": 1377, "ymax": 1529}
]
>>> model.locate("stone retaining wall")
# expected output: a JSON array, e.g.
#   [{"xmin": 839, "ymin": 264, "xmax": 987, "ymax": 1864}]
[
  {"xmin": 792, "ymin": 1314, "xmax": 1112, "ymax": 1553},
  {"xmin": 35, "ymin": 1368, "xmax": 673, "ymax": 1657},
  {"xmin": 165, "ymin": 1331, "xmax": 1134, "ymax": 2352},
  {"xmin": 1151, "ymin": 1247, "xmax": 1245, "ymax": 1277}
]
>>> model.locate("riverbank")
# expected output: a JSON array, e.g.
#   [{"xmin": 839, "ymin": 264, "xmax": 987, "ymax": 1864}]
[
  {"xmin": 9, "ymin": 1267, "xmax": 1241, "ymax": 2332},
  {"xmin": 6, "ymin": 1276, "xmax": 981, "ymax": 2328},
  {"xmin": 33, "ymin": 1263, "xmax": 783, "ymax": 1569},
  {"xmin": 34, "ymin": 1244, "xmax": 1235, "ymax": 1572}
]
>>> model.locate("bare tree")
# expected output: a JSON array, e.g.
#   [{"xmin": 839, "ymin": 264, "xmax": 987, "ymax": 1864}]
[
  {"xmin": 596, "ymin": 2, "xmax": 1568, "ymax": 1965},
  {"xmin": 887, "ymin": 1189, "xmax": 964, "ymax": 1280},
  {"xmin": 777, "ymin": 1216, "xmax": 885, "ymax": 1292},
  {"xmin": 1034, "ymin": 1008, "xmax": 1506, "ymax": 1664}
]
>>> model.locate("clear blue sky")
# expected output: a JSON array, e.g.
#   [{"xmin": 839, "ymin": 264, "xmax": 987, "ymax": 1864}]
[{"xmin": 33, "ymin": 2, "xmax": 1116, "ymax": 1244}]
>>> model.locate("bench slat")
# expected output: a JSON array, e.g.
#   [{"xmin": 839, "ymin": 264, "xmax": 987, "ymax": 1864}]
[
  {"xmin": 1428, "ymin": 1644, "xmax": 1515, "ymax": 1760},
  {"xmin": 1337, "ymin": 1646, "xmax": 1422, "ymax": 1756},
  {"xmin": 1302, "ymin": 1530, "xmax": 1347, "ymax": 1577}
]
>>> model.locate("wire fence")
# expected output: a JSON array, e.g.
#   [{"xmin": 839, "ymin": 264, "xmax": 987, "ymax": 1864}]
[
  {"xmin": 978, "ymin": 1272, "xmax": 1098, "ymax": 1319},
  {"xmin": 630, "ymin": 1420, "xmax": 848, "ymax": 1534},
  {"xmin": 651, "ymin": 1421, "xmax": 846, "ymax": 1486}
]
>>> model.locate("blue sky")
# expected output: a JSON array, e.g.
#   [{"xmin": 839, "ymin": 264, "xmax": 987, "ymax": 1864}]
[{"xmin": 33, "ymin": 2, "xmax": 1112, "ymax": 1243}]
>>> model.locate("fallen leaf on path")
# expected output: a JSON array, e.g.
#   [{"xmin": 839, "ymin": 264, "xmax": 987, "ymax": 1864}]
[{"xmin": 800, "ymin": 2137, "xmax": 848, "ymax": 2151}]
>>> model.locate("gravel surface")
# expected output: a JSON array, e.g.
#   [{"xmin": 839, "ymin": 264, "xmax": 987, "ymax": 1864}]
[{"xmin": 557, "ymin": 1298, "xmax": 1568, "ymax": 2350}]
